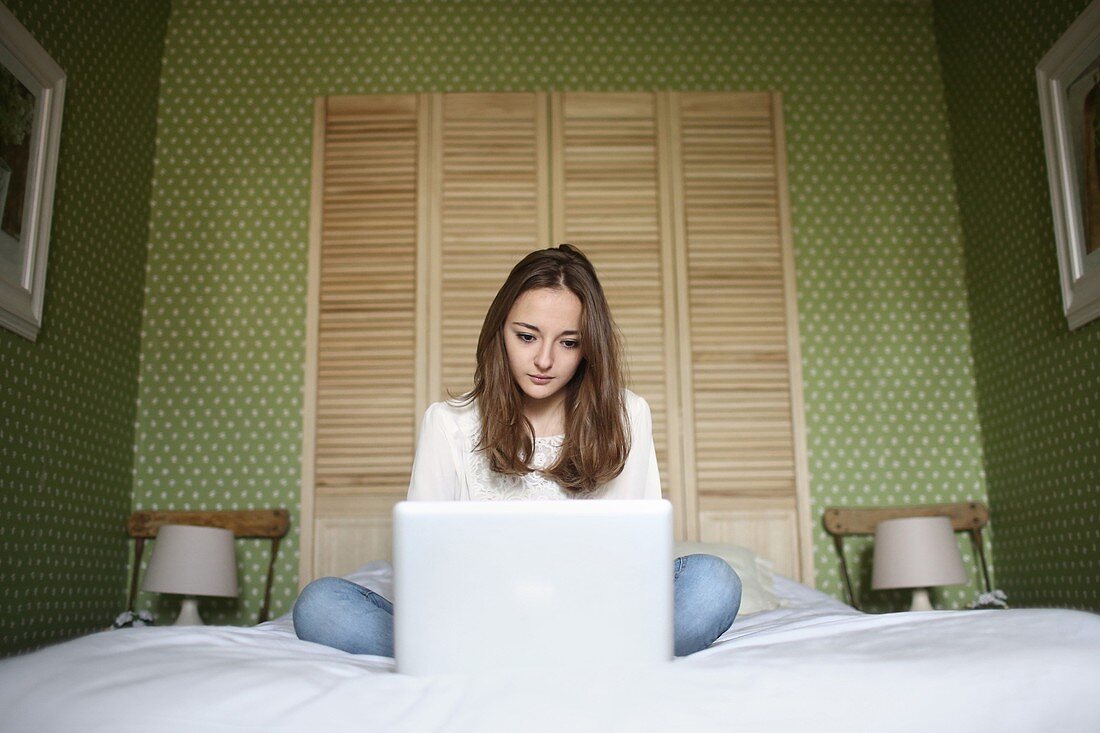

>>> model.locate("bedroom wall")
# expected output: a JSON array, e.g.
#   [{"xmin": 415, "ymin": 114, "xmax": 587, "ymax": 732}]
[
  {"xmin": 0, "ymin": 0, "xmax": 169, "ymax": 655},
  {"xmin": 935, "ymin": 0, "xmax": 1100, "ymax": 611},
  {"xmin": 132, "ymin": 0, "xmax": 989, "ymax": 624}
]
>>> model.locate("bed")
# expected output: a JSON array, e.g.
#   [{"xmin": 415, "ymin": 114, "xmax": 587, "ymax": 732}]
[{"xmin": 2, "ymin": 554, "xmax": 1099, "ymax": 733}]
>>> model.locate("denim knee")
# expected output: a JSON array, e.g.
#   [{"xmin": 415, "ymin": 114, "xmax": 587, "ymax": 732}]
[
  {"xmin": 292, "ymin": 577, "xmax": 346, "ymax": 636},
  {"xmin": 673, "ymin": 554, "xmax": 743, "ymax": 656},
  {"xmin": 292, "ymin": 576, "xmax": 395, "ymax": 656}
]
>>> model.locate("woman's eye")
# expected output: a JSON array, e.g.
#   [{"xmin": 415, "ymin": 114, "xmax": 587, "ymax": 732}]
[
  {"xmin": 517, "ymin": 333, "xmax": 536, "ymax": 343},
  {"xmin": 562, "ymin": 340, "xmax": 579, "ymax": 349}
]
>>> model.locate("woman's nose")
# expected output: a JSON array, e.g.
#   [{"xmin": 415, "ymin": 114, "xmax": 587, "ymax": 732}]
[{"xmin": 534, "ymin": 344, "xmax": 553, "ymax": 371}]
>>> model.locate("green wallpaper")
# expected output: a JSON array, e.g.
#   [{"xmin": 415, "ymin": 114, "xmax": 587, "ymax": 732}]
[
  {"xmin": 935, "ymin": 0, "xmax": 1100, "ymax": 610},
  {"xmin": 0, "ymin": 0, "xmax": 169, "ymax": 655},
  {"xmin": 133, "ymin": 0, "xmax": 989, "ymax": 624}
]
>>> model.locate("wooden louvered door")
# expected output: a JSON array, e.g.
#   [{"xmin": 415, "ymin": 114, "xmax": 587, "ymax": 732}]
[
  {"xmin": 302, "ymin": 93, "xmax": 550, "ymax": 582},
  {"xmin": 301, "ymin": 91, "xmax": 812, "ymax": 586},
  {"xmin": 432, "ymin": 93, "xmax": 549, "ymax": 401},
  {"xmin": 666, "ymin": 92, "xmax": 812, "ymax": 581},
  {"xmin": 548, "ymin": 92, "xmax": 812, "ymax": 580},
  {"xmin": 301, "ymin": 95, "xmax": 426, "ymax": 581},
  {"xmin": 549, "ymin": 92, "xmax": 685, "ymax": 524}
]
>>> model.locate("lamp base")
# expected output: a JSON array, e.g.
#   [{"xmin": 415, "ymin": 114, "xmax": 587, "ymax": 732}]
[
  {"xmin": 909, "ymin": 588, "xmax": 934, "ymax": 612},
  {"xmin": 174, "ymin": 596, "xmax": 205, "ymax": 626}
]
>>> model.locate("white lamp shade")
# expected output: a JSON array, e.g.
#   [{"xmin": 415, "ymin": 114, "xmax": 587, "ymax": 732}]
[
  {"xmin": 872, "ymin": 516, "xmax": 968, "ymax": 590},
  {"xmin": 142, "ymin": 524, "xmax": 239, "ymax": 598}
]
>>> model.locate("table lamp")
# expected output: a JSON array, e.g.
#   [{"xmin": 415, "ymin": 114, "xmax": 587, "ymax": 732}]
[
  {"xmin": 872, "ymin": 515, "xmax": 967, "ymax": 611},
  {"xmin": 142, "ymin": 524, "xmax": 239, "ymax": 625}
]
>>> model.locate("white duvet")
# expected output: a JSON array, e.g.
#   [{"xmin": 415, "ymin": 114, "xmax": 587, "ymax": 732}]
[{"xmin": 2, "ymin": 562, "xmax": 1099, "ymax": 733}]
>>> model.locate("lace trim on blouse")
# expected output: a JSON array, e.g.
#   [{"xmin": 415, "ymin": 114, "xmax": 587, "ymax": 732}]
[{"xmin": 467, "ymin": 434, "xmax": 584, "ymax": 500}]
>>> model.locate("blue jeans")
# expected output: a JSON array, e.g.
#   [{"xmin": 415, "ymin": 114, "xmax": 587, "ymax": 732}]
[{"xmin": 293, "ymin": 554, "xmax": 741, "ymax": 658}]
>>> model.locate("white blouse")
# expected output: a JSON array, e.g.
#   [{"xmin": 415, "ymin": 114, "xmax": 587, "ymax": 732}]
[{"xmin": 406, "ymin": 389, "xmax": 662, "ymax": 501}]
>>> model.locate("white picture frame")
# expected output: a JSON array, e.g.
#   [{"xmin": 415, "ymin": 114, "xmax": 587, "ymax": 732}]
[
  {"xmin": 0, "ymin": 2, "xmax": 65, "ymax": 341},
  {"xmin": 1037, "ymin": 0, "xmax": 1100, "ymax": 330}
]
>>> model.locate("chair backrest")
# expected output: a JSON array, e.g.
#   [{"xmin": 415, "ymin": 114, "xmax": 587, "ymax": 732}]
[
  {"xmin": 823, "ymin": 502, "xmax": 988, "ymax": 536},
  {"xmin": 127, "ymin": 509, "xmax": 290, "ymax": 623},
  {"xmin": 822, "ymin": 502, "xmax": 990, "ymax": 610},
  {"xmin": 128, "ymin": 509, "xmax": 289, "ymax": 539}
]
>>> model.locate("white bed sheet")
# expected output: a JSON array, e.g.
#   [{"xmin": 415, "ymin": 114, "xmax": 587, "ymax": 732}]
[{"xmin": 2, "ymin": 562, "xmax": 1099, "ymax": 733}]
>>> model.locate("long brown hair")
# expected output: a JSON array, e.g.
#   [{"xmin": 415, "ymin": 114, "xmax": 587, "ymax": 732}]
[{"xmin": 461, "ymin": 244, "xmax": 629, "ymax": 492}]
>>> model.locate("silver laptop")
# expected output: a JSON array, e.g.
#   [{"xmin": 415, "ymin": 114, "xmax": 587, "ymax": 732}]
[{"xmin": 392, "ymin": 499, "xmax": 674, "ymax": 676}]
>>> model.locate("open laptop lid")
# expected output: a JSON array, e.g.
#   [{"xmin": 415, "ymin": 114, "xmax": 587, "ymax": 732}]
[{"xmin": 393, "ymin": 500, "xmax": 674, "ymax": 676}]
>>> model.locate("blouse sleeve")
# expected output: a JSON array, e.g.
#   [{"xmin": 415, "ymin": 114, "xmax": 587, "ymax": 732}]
[
  {"xmin": 407, "ymin": 402, "xmax": 461, "ymax": 501},
  {"xmin": 604, "ymin": 392, "xmax": 662, "ymax": 500}
]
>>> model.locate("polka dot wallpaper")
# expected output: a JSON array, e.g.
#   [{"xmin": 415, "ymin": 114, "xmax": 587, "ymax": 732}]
[
  {"xmin": 935, "ymin": 0, "xmax": 1100, "ymax": 610},
  {"xmin": 0, "ymin": 0, "xmax": 169, "ymax": 655},
  {"xmin": 130, "ymin": 0, "xmax": 991, "ymax": 624}
]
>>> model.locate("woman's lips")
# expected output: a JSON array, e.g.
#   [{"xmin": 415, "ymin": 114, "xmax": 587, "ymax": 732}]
[{"xmin": 529, "ymin": 374, "xmax": 553, "ymax": 385}]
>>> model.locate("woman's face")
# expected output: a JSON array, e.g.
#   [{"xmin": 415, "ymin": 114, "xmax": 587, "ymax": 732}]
[{"xmin": 503, "ymin": 287, "xmax": 585, "ymax": 409}]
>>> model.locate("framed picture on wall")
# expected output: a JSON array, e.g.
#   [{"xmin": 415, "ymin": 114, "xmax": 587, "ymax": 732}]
[
  {"xmin": 1037, "ymin": 0, "xmax": 1100, "ymax": 330},
  {"xmin": 0, "ymin": 2, "xmax": 65, "ymax": 341}
]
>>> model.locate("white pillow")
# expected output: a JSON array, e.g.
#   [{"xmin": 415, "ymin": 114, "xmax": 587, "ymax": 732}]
[
  {"xmin": 343, "ymin": 559, "xmax": 395, "ymax": 601},
  {"xmin": 674, "ymin": 541, "xmax": 782, "ymax": 616}
]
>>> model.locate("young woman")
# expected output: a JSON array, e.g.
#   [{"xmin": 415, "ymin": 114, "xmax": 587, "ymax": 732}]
[{"xmin": 294, "ymin": 244, "xmax": 742, "ymax": 657}]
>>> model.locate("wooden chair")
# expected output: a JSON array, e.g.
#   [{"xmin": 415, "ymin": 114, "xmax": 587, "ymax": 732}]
[
  {"xmin": 127, "ymin": 509, "xmax": 291, "ymax": 623},
  {"xmin": 822, "ymin": 502, "xmax": 991, "ymax": 610}
]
